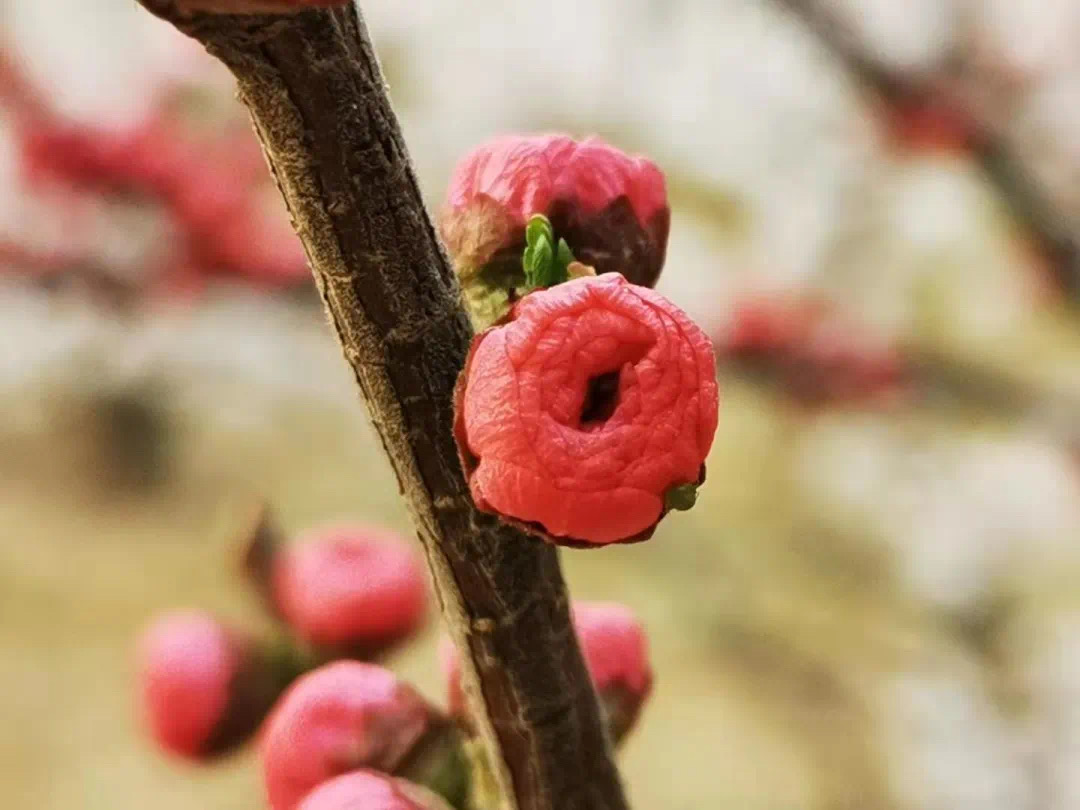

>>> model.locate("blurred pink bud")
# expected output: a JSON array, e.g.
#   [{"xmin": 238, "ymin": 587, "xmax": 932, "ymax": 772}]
[
  {"xmin": 441, "ymin": 600, "xmax": 653, "ymax": 742},
  {"xmin": 269, "ymin": 525, "xmax": 428, "ymax": 657},
  {"xmin": 136, "ymin": 610, "xmax": 268, "ymax": 759},
  {"xmin": 572, "ymin": 601, "xmax": 653, "ymax": 740},
  {"xmin": 260, "ymin": 662, "xmax": 435, "ymax": 810},
  {"xmin": 718, "ymin": 294, "xmax": 907, "ymax": 408},
  {"xmin": 297, "ymin": 771, "xmax": 452, "ymax": 810}
]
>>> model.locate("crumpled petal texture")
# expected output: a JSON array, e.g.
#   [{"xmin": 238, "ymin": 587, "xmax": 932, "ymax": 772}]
[
  {"xmin": 440, "ymin": 134, "xmax": 670, "ymax": 287},
  {"xmin": 459, "ymin": 274, "xmax": 718, "ymax": 545},
  {"xmin": 445, "ymin": 134, "xmax": 665, "ymax": 230}
]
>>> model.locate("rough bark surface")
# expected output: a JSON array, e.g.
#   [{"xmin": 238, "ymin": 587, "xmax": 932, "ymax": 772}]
[{"xmin": 132, "ymin": 4, "xmax": 630, "ymax": 810}]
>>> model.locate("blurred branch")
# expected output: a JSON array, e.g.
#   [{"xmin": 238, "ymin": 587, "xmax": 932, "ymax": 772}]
[
  {"xmin": 131, "ymin": 4, "xmax": 628, "ymax": 810},
  {"xmin": 0, "ymin": 37, "xmax": 310, "ymax": 300},
  {"xmin": 770, "ymin": 0, "xmax": 1080, "ymax": 302},
  {"xmin": 0, "ymin": 41, "xmax": 48, "ymax": 122},
  {"xmin": 715, "ymin": 295, "xmax": 1080, "ymax": 441},
  {"xmin": 903, "ymin": 348, "xmax": 1058, "ymax": 418},
  {"xmin": 0, "ymin": 238, "xmax": 141, "ymax": 310}
]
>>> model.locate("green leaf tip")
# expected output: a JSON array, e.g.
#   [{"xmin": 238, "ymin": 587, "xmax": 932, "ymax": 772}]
[
  {"xmin": 525, "ymin": 213, "xmax": 554, "ymax": 248},
  {"xmin": 522, "ymin": 213, "xmax": 575, "ymax": 289}
]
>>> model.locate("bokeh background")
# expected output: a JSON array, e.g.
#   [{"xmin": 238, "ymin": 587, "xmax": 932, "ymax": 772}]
[{"xmin": 3, "ymin": 1, "xmax": 1080, "ymax": 808}]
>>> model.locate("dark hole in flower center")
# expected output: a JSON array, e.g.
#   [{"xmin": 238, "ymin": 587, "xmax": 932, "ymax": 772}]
[{"xmin": 580, "ymin": 371, "xmax": 621, "ymax": 425}]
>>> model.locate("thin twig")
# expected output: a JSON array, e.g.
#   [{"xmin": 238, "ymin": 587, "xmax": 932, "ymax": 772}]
[
  {"xmin": 770, "ymin": 0, "xmax": 1080, "ymax": 301},
  {"xmin": 714, "ymin": 294, "xmax": 1080, "ymax": 439},
  {"xmin": 130, "ymin": 4, "xmax": 629, "ymax": 810}
]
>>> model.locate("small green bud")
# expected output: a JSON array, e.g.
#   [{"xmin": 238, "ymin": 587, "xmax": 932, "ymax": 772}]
[
  {"xmin": 663, "ymin": 483, "xmax": 699, "ymax": 512},
  {"xmin": 525, "ymin": 214, "xmax": 554, "ymax": 249},
  {"xmin": 522, "ymin": 214, "xmax": 576, "ymax": 289}
]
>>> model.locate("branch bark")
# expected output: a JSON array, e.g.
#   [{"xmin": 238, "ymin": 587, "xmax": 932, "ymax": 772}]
[
  {"xmin": 131, "ymin": 4, "xmax": 629, "ymax": 810},
  {"xmin": 771, "ymin": 0, "xmax": 1080, "ymax": 302}
]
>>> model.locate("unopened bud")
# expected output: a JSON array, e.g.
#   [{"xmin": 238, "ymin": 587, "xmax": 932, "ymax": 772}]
[
  {"xmin": 441, "ymin": 599, "xmax": 653, "ymax": 744},
  {"xmin": 240, "ymin": 509, "xmax": 429, "ymax": 660},
  {"xmin": 136, "ymin": 610, "xmax": 301, "ymax": 760},
  {"xmin": 260, "ymin": 662, "xmax": 467, "ymax": 810}
]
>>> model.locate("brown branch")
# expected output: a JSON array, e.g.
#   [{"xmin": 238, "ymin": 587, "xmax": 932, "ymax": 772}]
[
  {"xmin": 714, "ymin": 294, "xmax": 1080, "ymax": 443},
  {"xmin": 130, "ymin": 4, "xmax": 628, "ymax": 810},
  {"xmin": 770, "ymin": 0, "xmax": 1080, "ymax": 302}
]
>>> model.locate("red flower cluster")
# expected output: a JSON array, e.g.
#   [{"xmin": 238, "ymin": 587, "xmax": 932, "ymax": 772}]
[
  {"xmin": 0, "ymin": 43, "xmax": 309, "ymax": 302},
  {"xmin": 136, "ymin": 516, "xmax": 430, "ymax": 765},
  {"xmin": 131, "ymin": 128, "xmax": 705, "ymax": 810},
  {"xmin": 455, "ymin": 273, "xmax": 719, "ymax": 545},
  {"xmin": 440, "ymin": 600, "xmax": 653, "ymax": 743},
  {"xmin": 18, "ymin": 114, "xmax": 309, "ymax": 296},
  {"xmin": 137, "ymin": 504, "xmax": 656, "ymax": 809},
  {"xmin": 440, "ymin": 133, "xmax": 669, "ymax": 288}
]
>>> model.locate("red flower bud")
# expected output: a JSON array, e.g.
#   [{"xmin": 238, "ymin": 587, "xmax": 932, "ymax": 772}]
[
  {"xmin": 454, "ymin": 273, "xmax": 719, "ymax": 545},
  {"xmin": 441, "ymin": 600, "xmax": 653, "ymax": 742},
  {"xmin": 268, "ymin": 525, "xmax": 428, "ymax": 657},
  {"xmin": 297, "ymin": 771, "xmax": 452, "ymax": 810},
  {"xmin": 572, "ymin": 601, "xmax": 653, "ymax": 740},
  {"xmin": 260, "ymin": 662, "xmax": 436, "ymax": 810},
  {"xmin": 439, "ymin": 134, "xmax": 669, "ymax": 288},
  {"xmin": 136, "ymin": 610, "xmax": 282, "ymax": 760}
]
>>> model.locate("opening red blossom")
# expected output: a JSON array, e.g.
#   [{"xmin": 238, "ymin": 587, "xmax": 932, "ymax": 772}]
[
  {"xmin": 454, "ymin": 273, "xmax": 719, "ymax": 545},
  {"xmin": 439, "ymin": 133, "xmax": 670, "ymax": 289}
]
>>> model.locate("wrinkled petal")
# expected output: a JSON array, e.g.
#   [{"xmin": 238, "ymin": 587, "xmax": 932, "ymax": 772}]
[
  {"xmin": 458, "ymin": 274, "xmax": 719, "ymax": 545},
  {"xmin": 440, "ymin": 134, "xmax": 670, "ymax": 287}
]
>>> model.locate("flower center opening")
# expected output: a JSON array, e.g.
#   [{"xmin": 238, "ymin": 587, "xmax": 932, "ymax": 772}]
[{"xmin": 580, "ymin": 371, "xmax": 621, "ymax": 425}]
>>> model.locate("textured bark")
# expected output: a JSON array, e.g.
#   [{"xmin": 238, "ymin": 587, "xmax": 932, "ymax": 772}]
[{"xmin": 132, "ymin": 4, "xmax": 629, "ymax": 810}]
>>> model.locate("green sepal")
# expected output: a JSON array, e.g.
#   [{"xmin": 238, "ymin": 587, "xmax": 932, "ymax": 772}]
[{"xmin": 663, "ymin": 482, "xmax": 700, "ymax": 512}]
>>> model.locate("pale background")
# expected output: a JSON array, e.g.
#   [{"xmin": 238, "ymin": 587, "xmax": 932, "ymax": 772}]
[{"xmin": 2, "ymin": 1, "xmax": 1080, "ymax": 808}]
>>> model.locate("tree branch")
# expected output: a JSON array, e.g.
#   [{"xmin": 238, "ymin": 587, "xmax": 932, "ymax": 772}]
[
  {"xmin": 770, "ymin": 0, "xmax": 1080, "ymax": 302},
  {"xmin": 130, "ymin": 4, "xmax": 628, "ymax": 810}
]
